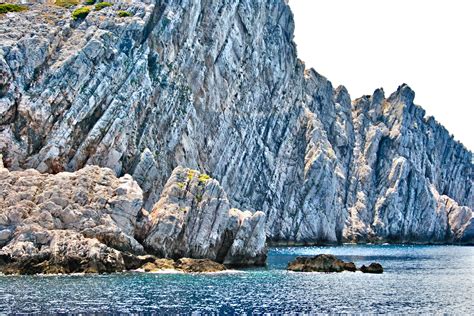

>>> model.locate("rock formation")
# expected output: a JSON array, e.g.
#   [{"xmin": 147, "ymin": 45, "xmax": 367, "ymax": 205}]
[
  {"xmin": 144, "ymin": 167, "xmax": 267, "ymax": 266},
  {"xmin": 360, "ymin": 263, "xmax": 383, "ymax": 274},
  {"xmin": 0, "ymin": 0, "xmax": 472, "ymax": 247},
  {"xmin": 287, "ymin": 254, "xmax": 383, "ymax": 273},
  {"xmin": 287, "ymin": 254, "xmax": 357, "ymax": 273},
  {"xmin": 0, "ymin": 163, "xmax": 266, "ymax": 274}
]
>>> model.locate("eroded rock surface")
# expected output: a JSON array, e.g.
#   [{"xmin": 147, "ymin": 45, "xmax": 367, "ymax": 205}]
[
  {"xmin": 0, "ymin": 1, "xmax": 472, "ymax": 246},
  {"xmin": 0, "ymin": 163, "xmax": 266, "ymax": 274},
  {"xmin": 144, "ymin": 167, "xmax": 267, "ymax": 266},
  {"xmin": 0, "ymin": 164, "xmax": 144, "ymax": 274}
]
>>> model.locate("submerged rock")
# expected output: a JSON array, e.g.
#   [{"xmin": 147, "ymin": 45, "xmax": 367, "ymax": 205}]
[
  {"xmin": 287, "ymin": 254, "xmax": 357, "ymax": 273},
  {"xmin": 0, "ymin": 164, "xmax": 144, "ymax": 274},
  {"xmin": 360, "ymin": 263, "xmax": 384, "ymax": 274}
]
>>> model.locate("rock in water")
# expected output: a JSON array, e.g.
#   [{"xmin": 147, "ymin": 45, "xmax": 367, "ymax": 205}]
[
  {"xmin": 0, "ymin": 1, "xmax": 472, "ymax": 246},
  {"xmin": 360, "ymin": 263, "xmax": 384, "ymax": 274},
  {"xmin": 144, "ymin": 167, "xmax": 267, "ymax": 267},
  {"xmin": 287, "ymin": 254, "xmax": 357, "ymax": 272}
]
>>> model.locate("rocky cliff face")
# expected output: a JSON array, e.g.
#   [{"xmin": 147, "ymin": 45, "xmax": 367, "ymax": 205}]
[{"xmin": 0, "ymin": 0, "xmax": 472, "ymax": 245}]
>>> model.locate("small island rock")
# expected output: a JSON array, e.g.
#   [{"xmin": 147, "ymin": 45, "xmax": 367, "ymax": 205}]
[
  {"xmin": 360, "ymin": 263, "xmax": 384, "ymax": 274},
  {"xmin": 287, "ymin": 254, "xmax": 357, "ymax": 272}
]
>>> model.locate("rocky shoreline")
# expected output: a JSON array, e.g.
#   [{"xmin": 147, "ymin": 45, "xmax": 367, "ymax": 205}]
[
  {"xmin": 0, "ymin": 162, "xmax": 266, "ymax": 275},
  {"xmin": 0, "ymin": 0, "xmax": 472, "ymax": 274}
]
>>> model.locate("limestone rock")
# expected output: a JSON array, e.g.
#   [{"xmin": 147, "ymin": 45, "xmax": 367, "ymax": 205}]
[
  {"xmin": 0, "ymin": 1, "xmax": 472, "ymax": 246},
  {"xmin": 144, "ymin": 167, "xmax": 267, "ymax": 266},
  {"xmin": 0, "ymin": 165, "xmax": 144, "ymax": 274}
]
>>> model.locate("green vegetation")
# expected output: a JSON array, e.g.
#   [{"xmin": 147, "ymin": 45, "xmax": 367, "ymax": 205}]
[
  {"xmin": 94, "ymin": 2, "xmax": 112, "ymax": 11},
  {"xmin": 195, "ymin": 194, "xmax": 203, "ymax": 203},
  {"xmin": 55, "ymin": 0, "xmax": 79, "ymax": 8},
  {"xmin": 177, "ymin": 182, "xmax": 185, "ymax": 190},
  {"xmin": 84, "ymin": 0, "xmax": 96, "ymax": 4},
  {"xmin": 72, "ymin": 6, "xmax": 91, "ymax": 20},
  {"xmin": 0, "ymin": 4, "xmax": 27, "ymax": 14},
  {"xmin": 187, "ymin": 170, "xmax": 195, "ymax": 181},
  {"xmin": 198, "ymin": 173, "xmax": 210, "ymax": 183},
  {"xmin": 117, "ymin": 10, "xmax": 132, "ymax": 17}
]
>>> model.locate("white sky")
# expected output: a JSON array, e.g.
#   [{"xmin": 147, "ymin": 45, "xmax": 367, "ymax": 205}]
[{"xmin": 289, "ymin": 0, "xmax": 473, "ymax": 151}]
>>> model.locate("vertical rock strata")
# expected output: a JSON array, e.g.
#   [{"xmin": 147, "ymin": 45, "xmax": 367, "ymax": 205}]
[
  {"xmin": 144, "ymin": 167, "xmax": 266, "ymax": 266},
  {"xmin": 0, "ymin": 0, "xmax": 472, "ymax": 246}
]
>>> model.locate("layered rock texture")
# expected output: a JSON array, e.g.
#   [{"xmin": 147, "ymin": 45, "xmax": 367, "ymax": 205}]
[
  {"xmin": 144, "ymin": 167, "xmax": 266, "ymax": 266},
  {"xmin": 0, "ymin": 0, "xmax": 473, "ymax": 251},
  {"xmin": 0, "ymin": 163, "xmax": 266, "ymax": 273}
]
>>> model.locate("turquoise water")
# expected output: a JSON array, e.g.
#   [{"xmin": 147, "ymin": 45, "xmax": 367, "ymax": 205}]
[{"xmin": 1, "ymin": 245, "xmax": 473, "ymax": 314}]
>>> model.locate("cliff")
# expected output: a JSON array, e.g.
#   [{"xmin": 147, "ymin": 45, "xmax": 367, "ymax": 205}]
[{"xmin": 0, "ymin": 0, "xmax": 472, "ymax": 249}]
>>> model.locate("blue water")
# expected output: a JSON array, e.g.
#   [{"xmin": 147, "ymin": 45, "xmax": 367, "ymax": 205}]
[{"xmin": 1, "ymin": 245, "xmax": 473, "ymax": 314}]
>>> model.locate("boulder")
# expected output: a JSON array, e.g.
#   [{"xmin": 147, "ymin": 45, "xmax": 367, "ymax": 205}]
[
  {"xmin": 0, "ymin": 165, "xmax": 144, "ymax": 274},
  {"xmin": 360, "ymin": 263, "xmax": 384, "ymax": 274},
  {"xmin": 287, "ymin": 254, "xmax": 356, "ymax": 273},
  {"xmin": 0, "ymin": 164, "xmax": 268, "ymax": 274}
]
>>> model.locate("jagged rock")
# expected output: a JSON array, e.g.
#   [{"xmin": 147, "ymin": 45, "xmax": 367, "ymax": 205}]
[
  {"xmin": 0, "ymin": 164, "xmax": 144, "ymax": 274},
  {"xmin": 144, "ymin": 167, "xmax": 267, "ymax": 266},
  {"xmin": 0, "ymin": 1, "xmax": 472, "ymax": 246},
  {"xmin": 360, "ymin": 263, "xmax": 384, "ymax": 274},
  {"xmin": 0, "ymin": 163, "xmax": 267, "ymax": 273},
  {"xmin": 287, "ymin": 254, "xmax": 356, "ymax": 272}
]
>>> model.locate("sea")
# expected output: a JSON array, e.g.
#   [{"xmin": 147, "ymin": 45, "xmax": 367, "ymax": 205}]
[{"xmin": 1, "ymin": 244, "xmax": 473, "ymax": 314}]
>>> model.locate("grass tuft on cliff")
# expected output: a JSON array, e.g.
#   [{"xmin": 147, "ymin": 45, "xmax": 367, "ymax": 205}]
[
  {"xmin": 72, "ymin": 6, "xmax": 91, "ymax": 20},
  {"xmin": 55, "ymin": 0, "xmax": 79, "ymax": 8},
  {"xmin": 0, "ymin": 4, "xmax": 28, "ymax": 14},
  {"xmin": 94, "ymin": 2, "xmax": 112, "ymax": 11},
  {"xmin": 117, "ymin": 10, "xmax": 132, "ymax": 17},
  {"xmin": 84, "ymin": 0, "xmax": 96, "ymax": 4}
]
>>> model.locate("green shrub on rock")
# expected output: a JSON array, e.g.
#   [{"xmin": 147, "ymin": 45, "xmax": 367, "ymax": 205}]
[
  {"xmin": 117, "ymin": 10, "xmax": 132, "ymax": 17},
  {"xmin": 95, "ymin": 2, "xmax": 112, "ymax": 11},
  {"xmin": 84, "ymin": 0, "xmax": 96, "ymax": 4},
  {"xmin": 0, "ymin": 4, "xmax": 28, "ymax": 14},
  {"xmin": 55, "ymin": 0, "xmax": 79, "ymax": 8},
  {"xmin": 72, "ymin": 6, "xmax": 91, "ymax": 20}
]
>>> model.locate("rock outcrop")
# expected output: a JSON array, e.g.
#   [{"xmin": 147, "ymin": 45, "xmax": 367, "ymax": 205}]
[
  {"xmin": 0, "ymin": 164, "xmax": 144, "ymax": 274},
  {"xmin": 360, "ymin": 263, "xmax": 383, "ymax": 274},
  {"xmin": 0, "ymin": 163, "xmax": 266, "ymax": 274},
  {"xmin": 287, "ymin": 254, "xmax": 357, "ymax": 273},
  {"xmin": 144, "ymin": 167, "xmax": 267, "ymax": 266},
  {"xmin": 0, "ymin": 0, "xmax": 472, "ymax": 246},
  {"xmin": 287, "ymin": 254, "xmax": 383, "ymax": 273}
]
